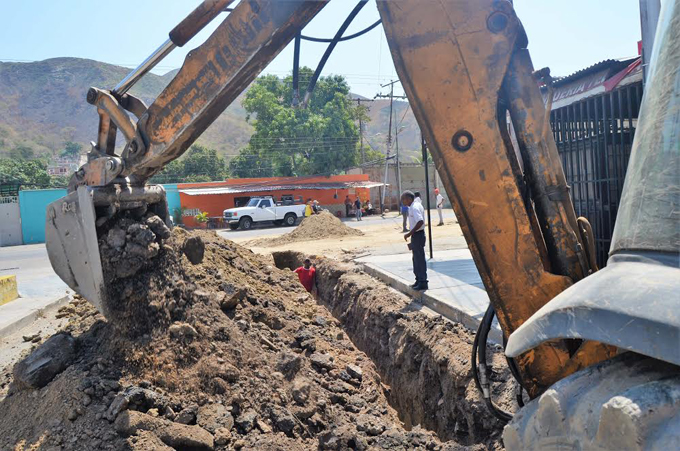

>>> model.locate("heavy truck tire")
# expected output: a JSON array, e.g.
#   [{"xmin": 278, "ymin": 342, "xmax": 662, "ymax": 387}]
[{"xmin": 503, "ymin": 353, "xmax": 680, "ymax": 450}]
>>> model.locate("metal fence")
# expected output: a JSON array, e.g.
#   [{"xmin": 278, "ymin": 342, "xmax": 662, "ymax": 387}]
[{"xmin": 551, "ymin": 81, "xmax": 644, "ymax": 267}]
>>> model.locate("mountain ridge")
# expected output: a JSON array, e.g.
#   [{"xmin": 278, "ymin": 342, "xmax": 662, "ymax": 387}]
[{"xmin": 0, "ymin": 57, "xmax": 421, "ymax": 163}]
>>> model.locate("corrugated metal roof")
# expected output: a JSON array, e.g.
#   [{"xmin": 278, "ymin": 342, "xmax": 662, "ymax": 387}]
[
  {"xmin": 552, "ymin": 57, "xmax": 638, "ymax": 87},
  {"xmin": 180, "ymin": 180, "xmax": 386, "ymax": 196}
]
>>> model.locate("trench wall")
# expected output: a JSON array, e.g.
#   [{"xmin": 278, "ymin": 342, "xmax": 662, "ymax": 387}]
[{"xmin": 273, "ymin": 250, "xmax": 511, "ymax": 445}]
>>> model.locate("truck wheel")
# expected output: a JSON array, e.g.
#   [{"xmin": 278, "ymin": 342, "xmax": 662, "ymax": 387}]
[
  {"xmin": 239, "ymin": 217, "xmax": 253, "ymax": 230},
  {"xmin": 229, "ymin": 224, "xmax": 239, "ymax": 231},
  {"xmin": 503, "ymin": 353, "xmax": 680, "ymax": 451},
  {"xmin": 284, "ymin": 213, "xmax": 297, "ymax": 226}
]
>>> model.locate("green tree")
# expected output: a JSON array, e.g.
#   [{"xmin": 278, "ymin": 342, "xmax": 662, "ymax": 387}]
[
  {"xmin": 0, "ymin": 158, "xmax": 51, "ymax": 186},
  {"xmin": 230, "ymin": 68, "xmax": 363, "ymax": 178},
  {"xmin": 60, "ymin": 141, "xmax": 82, "ymax": 159},
  {"xmin": 150, "ymin": 144, "xmax": 227, "ymax": 184}
]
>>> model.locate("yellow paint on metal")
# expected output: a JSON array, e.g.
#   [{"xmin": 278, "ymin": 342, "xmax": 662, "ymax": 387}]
[{"xmin": 0, "ymin": 275, "xmax": 18, "ymax": 305}]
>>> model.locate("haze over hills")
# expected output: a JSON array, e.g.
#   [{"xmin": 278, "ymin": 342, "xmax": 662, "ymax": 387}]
[{"xmin": 0, "ymin": 57, "xmax": 422, "ymax": 163}]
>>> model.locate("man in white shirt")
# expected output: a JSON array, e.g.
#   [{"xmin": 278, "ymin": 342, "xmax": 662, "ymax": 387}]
[
  {"xmin": 435, "ymin": 188, "xmax": 444, "ymax": 226},
  {"xmin": 413, "ymin": 191, "xmax": 422, "ymax": 204},
  {"xmin": 401, "ymin": 190, "xmax": 428, "ymax": 291}
]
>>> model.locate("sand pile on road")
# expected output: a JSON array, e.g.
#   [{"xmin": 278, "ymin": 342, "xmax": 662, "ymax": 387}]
[
  {"xmin": 0, "ymin": 216, "xmax": 508, "ymax": 450},
  {"xmin": 250, "ymin": 210, "xmax": 363, "ymax": 248}
]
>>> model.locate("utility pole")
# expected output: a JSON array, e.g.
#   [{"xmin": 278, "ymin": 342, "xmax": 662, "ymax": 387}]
[
  {"xmin": 353, "ymin": 98, "xmax": 373, "ymax": 164},
  {"xmin": 375, "ymin": 80, "xmax": 407, "ymax": 215}
]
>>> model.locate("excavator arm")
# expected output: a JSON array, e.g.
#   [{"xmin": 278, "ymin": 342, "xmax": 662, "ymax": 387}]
[{"xmin": 47, "ymin": 0, "xmax": 615, "ymax": 401}]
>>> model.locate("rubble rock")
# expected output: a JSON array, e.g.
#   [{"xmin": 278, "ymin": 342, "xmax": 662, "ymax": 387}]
[
  {"xmin": 345, "ymin": 364, "xmax": 363, "ymax": 381},
  {"xmin": 107, "ymin": 228, "xmax": 127, "ymax": 249},
  {"xmin": 291, "ymin": 379, "xmax": 312, "ymax": 405},
  {"xmin": 175, "ymin": 406, "xmax": 197, "ymax": 425},
  {"xmin": 197, "ymin": 403, "xmax": 233, "ymax": 434},
  {"xmin": 270, "ymin": 406, "xmax": 296, "ymax": 434},
  {"xmin": 235, "ymin": 410, "xmax": 257, "ymax": 434},
  {"xmin": 183, "ymin": 236, "xmax": 205, "ymax": 264},
  {"xmin": 12, "ymin": 333, "xmax": 76, "ymax": 389},
  {"xmin": 114, "ymin": 410, "xmax": 214, "ymax": 450},
  {"xmin": 145, "ymin": 215, "xmax": 171, "ymax": 240},
  {"xmin": 168, "ymin": 322, "xmax": 197, "ymax": 340},
  {"xmin": 310, "ymin": 353, "xmax": 335, "ymax": 371}
]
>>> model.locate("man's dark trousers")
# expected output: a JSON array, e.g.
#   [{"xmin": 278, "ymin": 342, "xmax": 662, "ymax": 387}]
[{"xmin": 411, "ymin": 230, "xmax": 427, "ymax": 284}]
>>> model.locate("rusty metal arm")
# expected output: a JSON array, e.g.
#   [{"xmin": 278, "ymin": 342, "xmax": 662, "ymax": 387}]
[
  {"xmin": 377, "ymin": 0, "xmax": 613, "ymax": 397},
  {"xmin": 73, "ymin": 0, "xmax": 327, "ymax": 190},
  {"xmin": 121, "ymin": 0, "xmax": 328, "ymax": 184}
]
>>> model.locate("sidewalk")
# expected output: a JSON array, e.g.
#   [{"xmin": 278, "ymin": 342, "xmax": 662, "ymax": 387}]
[
  {"xmin": 0, "ymin": 244, "xmax": 71, "ymax": 338},
  {"xmin": 356, "ymin": 248, "xmax": 502, "ymax": 342}
]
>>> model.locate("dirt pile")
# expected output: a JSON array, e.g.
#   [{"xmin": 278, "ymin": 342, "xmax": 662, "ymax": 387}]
[
  {"xmin": 0, "ymin": 218, "xmax": 504, "ymax": 450},
  {"xmin": 250, "ymin": 210, "xmax": 363, "ymax": 248}
]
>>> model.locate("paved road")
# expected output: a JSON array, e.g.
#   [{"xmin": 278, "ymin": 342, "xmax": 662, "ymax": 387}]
[
  {"xmin": 217, "ymin": 209, "xmax": 459, "ymax": 241},
  {"xmin": 0, "ymin": 244, "xmax": 69, "ymax": 300}
]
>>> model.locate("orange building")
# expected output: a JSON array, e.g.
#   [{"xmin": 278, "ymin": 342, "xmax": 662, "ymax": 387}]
[{"xmin": 177, "ymin": 175, "xmax": 383, "ymax": 227}]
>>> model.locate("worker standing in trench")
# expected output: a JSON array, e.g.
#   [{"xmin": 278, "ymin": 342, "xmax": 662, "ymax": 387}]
[
  {"xmin": 401, "ymin": 190, "xmax": 428, "ymax": 291},
  {"xmin": 294, "ymin": 258, "xmax": 316, "ymax": 293}
]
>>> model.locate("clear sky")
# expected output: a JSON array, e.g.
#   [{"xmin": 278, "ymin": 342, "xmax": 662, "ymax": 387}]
[{"xmin": 1, "ymin": 0, "xmax": 641, "ymax": 98}]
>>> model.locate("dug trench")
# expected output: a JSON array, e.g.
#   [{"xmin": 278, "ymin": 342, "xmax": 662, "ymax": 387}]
[
  {"xmin": 0, "ymin": 219, "xmax": 512, "ymax": 450},
  {"xmin": 273, "ymin": 251, "xmax": 515, "ymax": 447}
]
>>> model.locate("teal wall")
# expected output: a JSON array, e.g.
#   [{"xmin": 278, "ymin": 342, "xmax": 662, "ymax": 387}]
[
  {"xmin": 19, "ymin": 189, "xmax": 68, "ymax": 244},
  {"xmin": 163, "ymin": 184, "xmax": 181, "ymax": 222},
  {"xmin": 17, "ymin": 185, "xmax": 182, "ymax": 245}
]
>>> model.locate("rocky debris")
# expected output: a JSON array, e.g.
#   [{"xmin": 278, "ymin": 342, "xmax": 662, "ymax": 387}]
[
  {"xmin": 183, "ymin": 235, "xmax": 205, "ymax": 264},
  {"xmin": 249, "ymin": 210, "xmax": 363, "ymax": 247},
  {"xmin": 12, "ymin": 333, "xmax": 75, "ymax": 389},
  {"xmin": 115, "ymin": 410, "xmax": 214, "ymax": 450},
  {"xmin": 146, "ymin": 215, "xmax": 171, "ymax": 240},
  {"xmin": 235, "ymin": 410, "xmax": 258, "ymax": 434},
  {"xmin": 22, "ymin": 333, "xmax": 41, "ymax": 343},
  {"xmin": 0, "ymin": 226, "xmax": 509, "ymax": 450},
  {"xmin": 310, "ymin": 353, "xmax": 335, "ymax": 371},
  {"xmin": 346, "ymin": 364, "xmax": 363, "ymax": 381},
  {"xmin": 219, "ymin": 284, "xmax": 246, "ymax": 311},
  {"xmin": 175, "ymin": 406, "xmax": 198, "ymax": 425},
  {"xmin": 197, "ymin": 403, "xmax": 233, "ymax": 434},
  {"xmin": 168, "ymin": 322, "xmax": 198, "ymax": 340}
]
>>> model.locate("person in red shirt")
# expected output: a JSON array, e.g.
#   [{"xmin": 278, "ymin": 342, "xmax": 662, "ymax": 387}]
[{"xmin": 294, "ymin": 258, "xmax": 316, "ymax": 292}]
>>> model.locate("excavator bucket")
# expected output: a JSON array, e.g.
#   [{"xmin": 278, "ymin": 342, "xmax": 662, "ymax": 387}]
[
  {"xmin": 45, "ymin": 185, "xmax": 169, "ymax": 317},
  {"xmin": 46, "ymin": 187, "xmax": 106, "ymax": 312}
]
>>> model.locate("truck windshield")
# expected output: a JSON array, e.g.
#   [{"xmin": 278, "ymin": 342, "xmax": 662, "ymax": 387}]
[{"xmin": 247, "ymin": 198, "xmax": 260, "ymax": 207}]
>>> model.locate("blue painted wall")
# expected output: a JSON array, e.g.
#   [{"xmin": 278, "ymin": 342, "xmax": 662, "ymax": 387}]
[
  {"xmin": 19, "ymin": 189, "xmax": 68, "ymax": 244},
  {"xmin": 163, "ymin": 184, "xmax": 182, "ymax": 222},
  {"xmin": 18, "ymin": 185, "xmax": 181, "ymax": 244}
]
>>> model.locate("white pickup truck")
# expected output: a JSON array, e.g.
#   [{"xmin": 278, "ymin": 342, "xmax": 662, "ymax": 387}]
[{"xmin": 223, "ymin": 196, "xmax": 306, "ymax": 230}]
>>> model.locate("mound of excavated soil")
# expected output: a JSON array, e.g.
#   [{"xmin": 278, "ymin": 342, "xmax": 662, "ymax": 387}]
[
  {"xmin": 250, "ymin": 210, "xmax": 363, "ymax": 248},
  {"xmin": 0, "ymin": 214, "xmax": 509, "ymax": 450}
]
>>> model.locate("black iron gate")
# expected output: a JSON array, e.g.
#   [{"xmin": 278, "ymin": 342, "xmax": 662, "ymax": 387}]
[{"xmin": 551, "ymin": 81, "xmax": 644, "ymax": 267}]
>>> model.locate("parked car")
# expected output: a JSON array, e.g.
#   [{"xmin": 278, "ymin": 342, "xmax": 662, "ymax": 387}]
[{"xmin": 223, "ymin": 196, "xmax": 305, "ymax": 230}]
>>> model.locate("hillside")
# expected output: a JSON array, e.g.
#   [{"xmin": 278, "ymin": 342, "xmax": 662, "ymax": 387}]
[
  {"xmin": 0, "ymin": 58, "xmax": 252, "ymax": 159},
  {"xmin": 361, "ymin": 98, "xmax": 421, "ymax": 163},
  {"xmin": 0, "ymin": 57, "xmax": 421, "ymax": 163}
]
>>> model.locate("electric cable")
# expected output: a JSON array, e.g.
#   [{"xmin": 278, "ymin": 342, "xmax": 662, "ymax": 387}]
[
  {"xmin": 302, "ymin": 0, "xmax": 369, "ymax": 107},
  {"xmin": 300, "ymin": 19, "xmax": 382, "ymax": 43},
  {"xmin": 471, "ymin": 303, "xmax": 514, "ymax": 422}
]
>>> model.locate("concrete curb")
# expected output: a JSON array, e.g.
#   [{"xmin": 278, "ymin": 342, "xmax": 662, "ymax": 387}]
[
  {"xmin": 360, "ymin": 262, "xmax": 502, "ymax": 343},
  {"xmin": 0, "ymin": 295, "xmax": 72, "ymax": 340}
]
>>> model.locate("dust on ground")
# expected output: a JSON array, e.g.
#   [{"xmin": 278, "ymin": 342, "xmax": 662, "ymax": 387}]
[
  {"xmin": 237, "ymin": 212, "xmax": 465, "ymax": 261},
  {"xmin": 0, "ymin": 212, "xmax": 510, "ymax": 450},
  {"xmin": 247, "ymin": 211, "xmax": 363, "ymax": 248}
]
